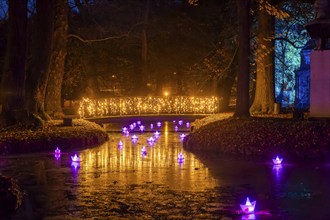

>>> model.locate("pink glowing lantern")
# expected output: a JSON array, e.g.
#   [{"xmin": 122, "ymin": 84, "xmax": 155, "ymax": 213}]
[
  {"xmin": 186, "ymin": 122, "xmax": 190, "ymax": 128},
  {"xmin": 139, "ymin": 125, "xmax": 145, "ymax": 132},
  {"xmin": 157, "ymin": 122, "xmax": 161, "ymax": 127},
  {"xmin": 55, "ymin": 147, "xmax": 61, "ymax": 154},
  {"xmin": 71, "ymin": 154, "xmax": 80, "ymax": 162},
  {"xmin": 272, "ymin": 156, "xmax": 283, "ymax": 165},
  {"xmin": 174, "ymin": 126, "xmax": 178, "ymax": 132},
  {"xmin": 178, "ymin": 152, "xmax": 184, "ymax": 161},
  {"xmin": 240, "ymin": 197, "xmax": 256, "ymax": 214}
]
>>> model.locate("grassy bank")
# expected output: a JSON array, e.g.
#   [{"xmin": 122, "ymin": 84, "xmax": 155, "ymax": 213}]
[
  {"xmin": 0, "ymin": 119, "xmax": 109, "ymax": 155},
  {"xmin": 184, "ymin": 114, "xmax": 330, "ymax": 160}
]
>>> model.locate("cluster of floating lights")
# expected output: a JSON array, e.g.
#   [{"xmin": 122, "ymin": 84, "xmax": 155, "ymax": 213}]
[
  {"xmin": 78, "ymin": 96, "xmax": 219, "ymax": 118},
  {"xmin": 54, "ymin": 119, "xmax": 284, "ymax": 218}
]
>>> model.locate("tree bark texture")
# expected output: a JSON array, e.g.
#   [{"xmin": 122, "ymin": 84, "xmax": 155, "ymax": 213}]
[
  {"xmin": 25, "ymin": 0, "xmax": 54, "ymax": 119},
  {"xmin": 45, "ymin": 0, "xmax": 68, "ymax": 118},
  {"xmin": 234, "ymin": 0, "xmax": 251, "ymax": 118},
  {"xmin": 250, "ymin": 2, "xmax": 275, "ymax": 113},
  {"xmin": 0, "ymin": 0, "xmax": 28, "ymax": 126}
]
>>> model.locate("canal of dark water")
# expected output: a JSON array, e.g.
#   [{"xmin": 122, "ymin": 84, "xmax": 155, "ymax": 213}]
[{"xmin": 1, "ymin": 119, "xmax": 330, "ymax": 219}]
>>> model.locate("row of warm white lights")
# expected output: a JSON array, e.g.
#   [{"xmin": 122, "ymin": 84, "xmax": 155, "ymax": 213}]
[{"xmin": 78, "ymin": 96, "xmax": 219, "ymax": 118}]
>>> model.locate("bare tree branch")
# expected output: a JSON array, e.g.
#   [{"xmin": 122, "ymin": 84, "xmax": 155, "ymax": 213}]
[
  {"xmin": 67, "ymin": 22, "xmax": 145, "ymax": 43},
  {"xmin": 275, "ymin": 37, "xmax": 305, "ymax": 49}
]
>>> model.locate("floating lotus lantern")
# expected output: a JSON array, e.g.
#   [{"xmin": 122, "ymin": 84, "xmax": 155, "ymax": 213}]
[
  {"xmin": 133, "ymin": 122, "xmax": 136, "ymax": 127},
  {"xmin": 150, "ymin": 123, "xmax": 154, "ymax": 129},
  {"xmin": 118, "ymin": 140, "xmax": 123, "ymax": 147},
  {"xmin": 174, "ymin": 126, "xmax": 178, "ymax": 132},
  {"xmin": 131, "ymin": 134, "xmax": 138, "ymax": 141},
  {"xmin": 147, "ymin": 137, "xmax": 155, "ymax": 143},
  {"xmin": 157, "ymin": 122, "xmax": 161, "ymax": 127},
  {"xmin": 55, "ymin": 153, "xmax": 61, "ymax": 160},
  {"xmin": 180, "ymin": 133, "xmax": 186, "ymax": 140},
  {"xmin": 178, "ymin": 120, "xmax": 183, "ymax": 125},
  {"xmin": 141, "ymin": 146, "xmax": 147, "ymax": 155},
  {"xmin": 71, "ymin": 154, "xmax": 80, "ymax": 162},
  {"xmin": 186, "ymin": 122, "xmax": 190, "ymax": 128},
  {"xmin": 272, "ymin": 156, "xmax": 283, "ymax": 165},
  {"xmin": 55, "ymin": 147, "xmax": 61, "ymax": 154},
  {"xmin": 178, "ymin": 152, "xmax": 184, "ymax": 161},
  {"xmin": 139, "ymin": 125, "xmax": 145, "ymax": 132},
  {"xmin": 122, "ymin": 127, "xmax": 127, "ymax": 133},
  {"xmin": 129, "ymin": 124, "xmax": 134, "ymax": 130},
  {"xmin": 137, "ymin": 121, "xmax": 141, "ymax": 125},
  {"xmin": 240, "ymin": 197, "xmax": 256, "ymax": 214},
  {"xmin": 154, "ymin": 131, "xmax": 160, "ymax": 138}
]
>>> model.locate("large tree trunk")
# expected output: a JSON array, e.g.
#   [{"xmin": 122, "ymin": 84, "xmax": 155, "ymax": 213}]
[
  {"xmin": 25, "ymin": 0, "xmax": 54, "ymax": 122},
  {"xmin": 234, "ymin": 0, "xmax": 251, "ymax": 118},
  {"xmin": 0, "ymin": 0, "xmax": 28, "ymax": 127},
  {"xmin": 250, "ymin": 1, "xmax": 275, "ymax": 114},
  {"xmin": 45, "ymin": 0, "xmax": 68, "ymax": 119}
]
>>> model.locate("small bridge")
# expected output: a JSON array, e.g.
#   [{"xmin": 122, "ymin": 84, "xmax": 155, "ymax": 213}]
[{"xmin": 78, "ymin": 96, "xmax": 219, "ymax": 120}]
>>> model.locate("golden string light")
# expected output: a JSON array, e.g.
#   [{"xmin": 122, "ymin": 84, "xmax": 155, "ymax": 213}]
[{"xmin": 78, "ymin": 96, "xmax": 219, "ymax": 118}]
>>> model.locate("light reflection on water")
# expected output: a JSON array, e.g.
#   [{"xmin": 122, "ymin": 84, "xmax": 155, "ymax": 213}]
[
  {"xmin": 75, "ymin": 121, "xmax": 217, "ymax": 191},
  {"xmin": 0, "ymin": 120, "xmax": 330, "ymax": 219}
]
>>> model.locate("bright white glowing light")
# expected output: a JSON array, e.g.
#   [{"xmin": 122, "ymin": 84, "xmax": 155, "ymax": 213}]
[
  {"xmin": 240, "ymin": 197, "xmax": 256, "ymax": 214},
  {"xmin": 55, "ymin": 147, "xmax": 61, "ymax": 154},
  {"xmin": 272, "ymin": 156, "xmax": 283, "ymax": 165},
  {"xmin": 71, "ymin": 154, "xmax": 80, "ymax": 162}
]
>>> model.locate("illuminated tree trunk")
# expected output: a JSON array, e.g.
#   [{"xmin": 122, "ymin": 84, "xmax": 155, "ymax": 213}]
[
  {"xmin": 25, "ymin": 0, "xmax": 54, "ymax": 122},
  {"xmin": 0, "ymin": 0, "xmax": 28, "ymax": 127},
  {"xmin": 250, "ymin": 1, "xmax": 275, "ymax": 113},
  {"xmin": 234, "ymin": 0, "xmax": 251, "ymax": 118},
  {"xmin": 45, "ymin": 0, "xmax": 68, "ymax": 119}
]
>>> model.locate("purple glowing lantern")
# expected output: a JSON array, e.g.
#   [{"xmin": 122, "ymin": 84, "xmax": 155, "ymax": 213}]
[
  {"xmin": 71, "ymin": 161, "xmax": 80, "ymax": 169},
  {"xmin": 272, "ymin": 156, "xmax": 283, "ymax": 165},
  {"xmin": 178, "ymin": 152, "xmax": 184, "ymax": 161},
  {"xmin": 55, "ymin": 147, "xmax": 61, "ymax": 154},
  {"xmin": 174, "ymin": 126, "xmax": 178, "ymax": 132},
  {"xmin": 150, "ymin": 123, "xmax": 154, "ymax": 129},
  {"xmin": 240, "ymin": 197, "xmax": 256, "ymax": 214},
  {"xmin": 118, "ymin": 140, "xmax": 123, "ymax": 147},
  {"xmin": 178, "ymin": 120, "xmax": 183, "ymax": 126},
  {"xmin": 147, "ymin": 137, "xmax": 155, "ymax": 143},
  {"xmin": 157, "ymin": 122, "xmax": 161, "ymax": 127},
  {"xmin": 241, "ymin": 214, "xmax": 256, "ymax": 220},
  {"xmin": 131, "ymin": 134, "xmax": 138, "ymax": 142},
  {"xmin": 154, "ymin": 131, "xmax": 160, "ymax": 138},
  {"xmin": 141, "ymin": 146, "xmax": 147, "ymax": 156},
  {"xmin": 55, "ymin": 153, "xmax": 61, "ymax": 160},
  {"xmin": 129, "ymin": 124, "xmax": 134, "ymax": 130},
  {"xmin": 180, "ymin": 133, "xmax": 186, "ymax": 140},
  {"xmin": 137, "ymin": 121, "xmax": 141, "ymax": 125},
  {"xmin": 71, "ymin": 154, "xmax": 80, "ymax": 162},
  {"xmin": 139, "ymin": 125, "xmax": 145, "ymax": 132},
  {"xmin": 186, "ymin": 122, "xmax": 190, "ymax": 128}
]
